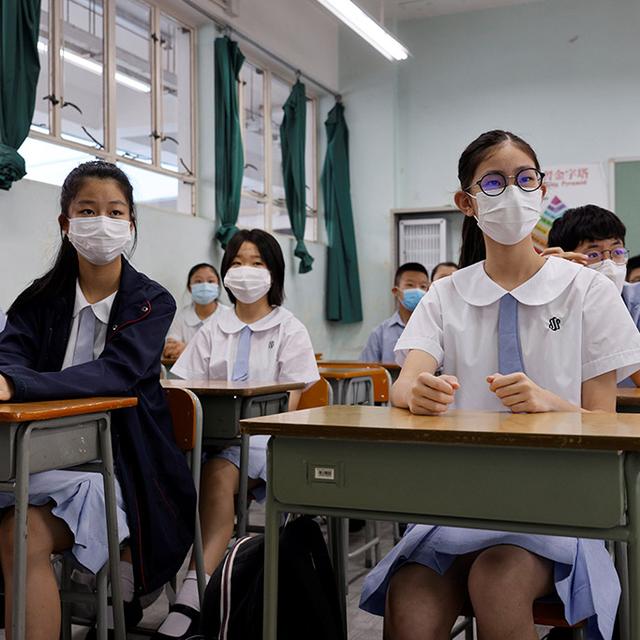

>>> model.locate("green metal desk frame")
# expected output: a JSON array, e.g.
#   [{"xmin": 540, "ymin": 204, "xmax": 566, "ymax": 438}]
[{"xmin": 261, "ymin": 437, "xmax": 639, "ymax": 640}]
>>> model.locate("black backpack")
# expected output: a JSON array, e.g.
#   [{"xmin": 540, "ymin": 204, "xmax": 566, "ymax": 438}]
[{"xmin": 200, "ymin": 516, "xmax": 346, "ymax": 640}]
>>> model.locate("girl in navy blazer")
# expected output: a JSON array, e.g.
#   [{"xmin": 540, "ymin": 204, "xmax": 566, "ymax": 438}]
[{"xmin": 0, "ymin": 161, "xmax": 196, "ymax": 639}]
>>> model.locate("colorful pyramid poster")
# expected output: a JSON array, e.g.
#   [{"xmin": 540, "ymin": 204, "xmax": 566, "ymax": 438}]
[{"xmin": 533, "ymin": 195, "xmax": 567, "ymax": 252}]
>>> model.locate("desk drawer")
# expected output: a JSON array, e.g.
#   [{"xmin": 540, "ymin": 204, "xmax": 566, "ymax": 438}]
[
  {"xmin": 271, "ymin": 438, "xmax": 625, "ymax": 529},
  {"xmin": 0, "ymin": 420, "xmax": 101, "ymax": 481}
]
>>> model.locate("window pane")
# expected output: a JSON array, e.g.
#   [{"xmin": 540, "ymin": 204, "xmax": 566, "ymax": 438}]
[
  {"xmin": 159, "ymin": 14, "xmax": 192, "ymax": 173},
  {"xmin": 270, "ymin": 75, "xmax": 289, "ymax": 202},
  {"xmin": 116, "ymin": 0, "xmax": 152, "ymax": 163},
  {"xmin": 117, "ymin": 163, "xmax": 192, "ymax": 214},
  {"xmin": 238, "ymin": 197, "xmax": 265, "ymax": 230},
  {"xmin": 241, "ymin": 63, "xmax": 265, "ymax": 196},
  {"xmin": 60, "ymin": 0, "xmax": 105, "ymax": 149},
  {"xmin": 33, "ymin": 0, "xmax": 50, "ymax": 134},
  {"xmin": 19, "ymin": 137, "xmax": 95, "ymax": 186},
  {"xmin": 272, "ymin": 207, "xmax": 317, "ymax": 242}
]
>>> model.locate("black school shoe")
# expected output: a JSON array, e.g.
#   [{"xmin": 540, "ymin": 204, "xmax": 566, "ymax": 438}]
[{"xmin": 150, "ymin": 604, "xmax": 200, "ymax": 640}]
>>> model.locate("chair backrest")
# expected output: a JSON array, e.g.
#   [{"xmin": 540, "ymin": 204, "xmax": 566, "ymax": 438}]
[
  {"xmin": 165, "ymin": 386, "xmax": 200, "ymax": 452},
  {"xmin": 317, "ymin": 363, "xmax": 390, "ymax": 403},
  {"xmin": 298, "ymin": 378, "xmax": 333, "ymax": 409}
]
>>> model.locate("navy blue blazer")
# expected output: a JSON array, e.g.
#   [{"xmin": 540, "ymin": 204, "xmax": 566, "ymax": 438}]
[{"xmin": 0, "ymin": 259, "xmax": 196, "ymax": 594}]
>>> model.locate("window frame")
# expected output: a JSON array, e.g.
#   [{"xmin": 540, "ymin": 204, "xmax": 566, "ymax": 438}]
[
  {"xmin": 31, "ymin": 0, "xmax": 197, "ymax": 215},
  {"xmin": 237, "ymin": 56, "xmax": 319, "ymax": 242}
]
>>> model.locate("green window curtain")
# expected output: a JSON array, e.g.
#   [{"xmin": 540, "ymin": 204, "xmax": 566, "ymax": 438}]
[
  {"xmin": 0, "ymin": 0, "xmax": 42, "ymax": 191},
  {"xmin": 280, "ymin": 80, "xmax": 314, "ymax": 274},
  {"xmin": 214, "ymin": 35, "xmax": 244, "ymax": 249},
  {"xmin": 321, "ymin": 101, "xmax": 363, "ymax": 323}
]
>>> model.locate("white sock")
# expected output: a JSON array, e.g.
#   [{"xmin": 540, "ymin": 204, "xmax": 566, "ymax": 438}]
[
  {"xmin": 156, "ymin": 570, "xmax": 210, "ymax": 637},
  {"xmin": 106, "ymin": 560, "xmax": 135, "ymax": 627}
]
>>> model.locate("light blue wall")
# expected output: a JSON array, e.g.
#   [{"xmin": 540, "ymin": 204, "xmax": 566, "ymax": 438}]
[{"xmin": 339, "ymin": 0, "xmax": 640, "ymax": 339}]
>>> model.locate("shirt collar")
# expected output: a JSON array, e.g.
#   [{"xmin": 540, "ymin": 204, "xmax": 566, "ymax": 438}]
[
  {"xmin": 217, "ymin": 306, "xmax": 291, "ymax": 334},
  {"xmin": 451, "ymin": 256, "xmax": 581, "ymax": 307},
  {"xmin": 73, "ymin": 280, "xmax": 118, "ymax": 324},
  {"xmin": 389, "ymin": 311, "xmax": 405, "ymax": 328}
]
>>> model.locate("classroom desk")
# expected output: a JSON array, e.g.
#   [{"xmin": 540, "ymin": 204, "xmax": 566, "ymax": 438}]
[
  {"xmin": 241, "ymin": 405, "xmax": 640, "ymax": 640},
  {"xmin": 161, "ymin": 379, "xmax": 304, "ymax": 535},
  {"xmin": 0, "ymin": 396, "xmax": 138, "ymax": 640},
  {"xmin": 317, "ymin": 367, "xmax": 375, "ymax": 405},
  {"xmin": 618, "ymin": 388, "xmax": 640, "ymax": 412}
]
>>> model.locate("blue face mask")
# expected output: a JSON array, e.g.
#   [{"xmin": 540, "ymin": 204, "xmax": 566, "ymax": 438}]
[
  {"xmin": 400, "ymin": 288, "xmax": 425, "ymax": 311},
  {"xmin": 191, "ymin": 282, "xmax": 219, "ymax": 305}
]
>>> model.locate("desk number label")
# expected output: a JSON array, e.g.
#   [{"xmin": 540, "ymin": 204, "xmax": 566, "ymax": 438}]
[{"xmin": 313, "ymin": 466, "xmax": 336, "ymax": 481}]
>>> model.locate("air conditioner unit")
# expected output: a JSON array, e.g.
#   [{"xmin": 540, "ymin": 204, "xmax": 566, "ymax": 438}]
[{"xmin": 398, "ymin": 218, "xmax": 447, "ymax": 274}]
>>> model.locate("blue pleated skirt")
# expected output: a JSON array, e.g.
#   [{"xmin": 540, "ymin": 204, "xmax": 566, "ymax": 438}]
[
  {"xmin": 0, "ymin": 469, "xmax": 129, "ymax": 574},
  {"xmin": 215, "ymin": 434, "xmax": 269, "ymax": 502},
  {"xmin": 360, "ymin": 525, "xmax": 620, "ymax": 640}
]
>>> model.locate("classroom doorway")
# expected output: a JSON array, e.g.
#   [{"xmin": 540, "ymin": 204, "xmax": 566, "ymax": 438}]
[{"xmin": 392, "ymin": 208, "xmax": 462, "ymax": 273}]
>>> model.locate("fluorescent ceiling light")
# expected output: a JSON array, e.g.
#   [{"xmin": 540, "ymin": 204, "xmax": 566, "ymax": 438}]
[
  {"xmin": 316, "ymin": 0, "xmax": 409, "ymax": 61},
  {"xmin": 37, "ymin": 41, "xmax": 151, "ymax": 93}
]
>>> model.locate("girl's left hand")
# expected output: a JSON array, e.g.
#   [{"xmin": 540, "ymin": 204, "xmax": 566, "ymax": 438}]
[
  {"xmin": 0, "ymin": 375, "xmax": 13, "ymax": 402},
  {"xmin": 487, "ymin": 372, "xmax": 558, "ymax": 413}
]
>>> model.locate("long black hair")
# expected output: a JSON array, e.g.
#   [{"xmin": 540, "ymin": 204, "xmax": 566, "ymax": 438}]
[
  {"xmin": 9, "ymin": 161, "xmax": 137, "ymax": 315},
  {"xmin": 457, "ymin": 130, "xmax": 541, "ymax": 268},
  {"xmin": 220, "ymin": 229, "xmax": 285, "ymax": 306}
]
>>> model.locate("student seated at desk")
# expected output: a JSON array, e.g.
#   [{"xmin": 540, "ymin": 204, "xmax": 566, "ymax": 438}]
[
  {"xmin": 163, "ymin": 262, "xmax": 229, "ymax": 360},
  {"xmin": 0, "ymin": 162, "xmax": 196, "ymax": 639},
  {"xmin": 546, "ymin": 205, "xmax": 640, "ymax": 386},
  {"xmin": 627, "ymin": 254, "xmax": 640, "ymax": 283},
  {"xmin": 430, "ymin": 261, "xmax": 458, "ymax": 282},
  {"xmin": 158, "ymin": 229, "xmax": 319, "ymax": 639},
  {"xmin": 360, "ymin": 130, "xmax": 640, "ymax": 640},
  {"xmin": 360, "ymin": 262, "xmax": 430, "ymax": 362}
]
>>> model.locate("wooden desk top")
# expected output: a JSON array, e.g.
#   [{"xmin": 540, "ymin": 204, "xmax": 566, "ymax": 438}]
[
  {"xmin": 617, "ymin": 388, "xmax": 640, "ymax": 407},
  {"xmin": 161, "ymin": 379, "xmax": 305, "ymax": 396},
  {"xmin": 241, "ymin": 404, "xmax": 640, "ymax": 451},
  {"xmin": 318, "ymin": 360, "xmax": 400, "ymax": 371},
  {"xmin": 0, "ymin": 397, "xmax": 138, "ymax": 423},
  {"xmin": 318, "ymin": 367, "xmax": 379, "ymax": 380}
]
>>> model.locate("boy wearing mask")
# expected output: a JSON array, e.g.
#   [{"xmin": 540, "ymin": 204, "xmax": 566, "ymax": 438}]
[
  {"xmin": 361, "ymin": 262, "xmax": 430, "ymax": 363},
  {"xmin": 547, "ymin": 204, "xmax": 640, "ymax": 385}
]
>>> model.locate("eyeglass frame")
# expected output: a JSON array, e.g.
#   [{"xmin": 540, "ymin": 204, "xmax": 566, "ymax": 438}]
[
  {"xmin": 584, "ymin": 247, "xmax": 629, "ymax": 265},
  {"xmin": 469, "ymin": 168, "xmax": 546, "ymax": 197}
]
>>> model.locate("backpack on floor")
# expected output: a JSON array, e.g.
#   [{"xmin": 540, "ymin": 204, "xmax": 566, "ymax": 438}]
[{"xmin": 200, "ymin": 516, "xmax": 346, "ymax": 640}]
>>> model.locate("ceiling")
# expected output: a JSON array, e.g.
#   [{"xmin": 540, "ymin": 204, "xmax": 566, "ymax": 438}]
[{"xmin": 359, "ymin": 0, "xmax": 545, "ymax": 22}]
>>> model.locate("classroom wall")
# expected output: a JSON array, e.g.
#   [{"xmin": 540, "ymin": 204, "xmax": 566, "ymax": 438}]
[{"xmin": 340, "ymin": 0, "xmax": 640, "ymax": 341}]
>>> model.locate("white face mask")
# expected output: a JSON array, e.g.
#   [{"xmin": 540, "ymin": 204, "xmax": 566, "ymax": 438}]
[
  {"xmin": 590, "ymin": 259, "xmax": 627, "ymax": 294},
  {"xmin": 472, "ymin": 185, "xmax": 541, "ymax": 246},
  {"xmin": 67, "ymin": 217, "xmax": 132, "ymax": 266},
  {"xmin": 224, "ymin": 266, "xmax": 272, "ymax": 304}
]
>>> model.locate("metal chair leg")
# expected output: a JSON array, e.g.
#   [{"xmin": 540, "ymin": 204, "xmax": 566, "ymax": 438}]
[
  {"xmin": 60, "ymin": 556, "xmax": 73, "ymax": 640},
  {"xmin": 96, "ymin": 564, "xmax": 109, "ymax": 640}
]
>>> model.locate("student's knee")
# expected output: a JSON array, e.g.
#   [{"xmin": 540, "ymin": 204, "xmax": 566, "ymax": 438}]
[
  {"xmin": 201, "ymin": 458, "xmax": 240, "ymax": 497},
  {"xmin": 467, "ymin": 545, "xmax": 539, "ymax": 611},
  {"xmin": 0, "ymin": 506, "xmax": 57, "ymax": 564}
]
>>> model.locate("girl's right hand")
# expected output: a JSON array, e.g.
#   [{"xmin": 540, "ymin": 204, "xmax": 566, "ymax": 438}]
[
  {"xmin": 408, "ymin": 373, "xmax": 459, "ymax": 415},
  {"xmin": 163, "ymin": 339, "xmax": 186, "ymax": 359}
]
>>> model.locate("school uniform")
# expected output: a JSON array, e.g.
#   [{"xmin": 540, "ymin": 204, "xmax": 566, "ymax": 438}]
[
  {"xmin": 166, "ymin": 301, "xmax": 229, "ymax": 344},
  {"xmin": 616, "ymin": 282, "xmax": 640, "ymax": 387},
  {"xmin": 360, "ymin": 311, "xmax": 405, "ymax": 363},
  {"xmin": 0, "ymin": 260, "xmax": 196, "ymax": 595},
  {"xmin": 360, "ymin": 257, "xmax": 640, "ymax": 640},
  {"xmin": 172, "ymin": 305, "xmax": 319, "ymax": 500}
]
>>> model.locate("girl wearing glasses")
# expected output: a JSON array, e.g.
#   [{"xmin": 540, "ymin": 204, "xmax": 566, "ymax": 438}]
[{"xmin": 360, "ymin": 130, "xmax": 640, "ymax": 640}]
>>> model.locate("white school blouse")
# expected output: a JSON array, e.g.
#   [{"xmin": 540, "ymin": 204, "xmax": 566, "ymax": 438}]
[
  {"xmin": 395, "ymin": 257, "xmax": 640, "ymax": 411},
  {"xmin": 171, "ymin": 306, "xmax": 320, "ymax": 386},
  {"xmin": 61, "ymin": 281, "xmax": 117, "ymax": 369},
  {"xmin": 166, "ymin": 302, "xmax": 229, "ymax": 344}
]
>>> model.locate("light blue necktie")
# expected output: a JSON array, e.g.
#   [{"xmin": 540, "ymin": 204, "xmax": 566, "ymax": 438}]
[
  {"xmin": 232, "ymin": 326, "xmax": 252, "ymax": 381},
  {"xmin": 498, "ymin": 293, "xmax": 525, "ymax": 374},
  {"xmin": 72, "ymin": 306, "xmax": 97, "ymax": 365}
]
